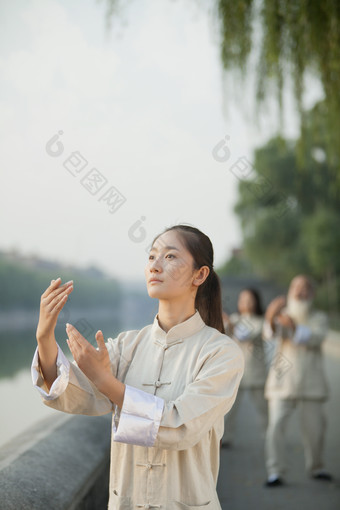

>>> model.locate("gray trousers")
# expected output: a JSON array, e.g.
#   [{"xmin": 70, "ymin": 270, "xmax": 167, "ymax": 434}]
[
  {"xmin": 222, "ymin": 387, "xmax": 268, "ymax": 444},
  {"xmin": 265, "ymin": 398, "xmax": 327, "ymax": 477}
]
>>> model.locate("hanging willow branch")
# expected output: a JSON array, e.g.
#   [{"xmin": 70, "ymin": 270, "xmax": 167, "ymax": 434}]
[
  {"xmin": 101, "ymin": 0, "xmax": 340, "ymax": 178},
  {"xmin": 217, "ymin": 0, "xmax": 340, "ymax": 174}
]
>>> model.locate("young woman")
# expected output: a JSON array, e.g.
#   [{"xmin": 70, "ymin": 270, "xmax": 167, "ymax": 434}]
[
  {"xmin": 32, "ymin": 225, "xmax": 244, "ymax": 509},
  {"xmin": 221, "ymin": 288, "xmax": 267, "ymax": 447}
]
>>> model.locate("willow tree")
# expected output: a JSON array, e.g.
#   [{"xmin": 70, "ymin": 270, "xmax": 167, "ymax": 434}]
[
  {"xmin": 217, "ymin": 0, "xmax": 340, "ymax": 178},
  {"xmin": 102, "ymin": 0, "xmax": 340, "ymax": 182},
  {"xmin": 231, "ymin": 99, "xmax": 340, "ymax": 310}
]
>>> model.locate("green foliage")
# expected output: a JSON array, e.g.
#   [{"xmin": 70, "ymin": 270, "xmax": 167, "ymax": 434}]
[
  {"xmin": 217, "ymin": 0, "xmax": 340, "ymax": 174},
  {"xmin": 217, "ymin": 252, "xmax": 254, "ymax": 277},
  {"xmin": 217, "ymin": 0, "xmax": 254, "ymax": 73},
  {"xmin": 231, "ymin": 101, "xmax": 340, "ymax": 311},
  {"xmin": 100, "ymin": 0, "xmax": 340, "ymax": 315},
  {"xmin": 302, "ymin": 207, "xmax": 340, "ymax": 278}
]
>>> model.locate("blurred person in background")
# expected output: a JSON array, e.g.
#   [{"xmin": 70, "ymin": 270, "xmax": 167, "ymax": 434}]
[
  {"xmin": 221, "ymin": 288, "xmax": 268, "ymax": 447},
  {"xmin": 263, "ymin": 275, "xmax": 332, "ymax": 487}
]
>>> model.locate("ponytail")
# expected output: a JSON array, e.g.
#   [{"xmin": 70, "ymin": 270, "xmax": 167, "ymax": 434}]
[{"xmin": 195, "ymin": 269, "xmax": 225, "ymax": 334}]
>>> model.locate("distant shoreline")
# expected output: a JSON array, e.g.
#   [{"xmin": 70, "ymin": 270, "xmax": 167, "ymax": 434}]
[{"xmin": 0, "ymin": 306, "xmax": 120, "ymax": 332}]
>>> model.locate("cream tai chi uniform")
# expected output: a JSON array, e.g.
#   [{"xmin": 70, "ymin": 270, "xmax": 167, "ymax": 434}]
[
  {"xmin": 222, "ymin": 313, "xmax": 267, "ymax": 444},
  {"xmin": 263, "ymin": 310, "xmax": 329, "ymax": 478},
  {"xmin": 32, "ymin": 310, "xmax": 244, "ymax": 510}
]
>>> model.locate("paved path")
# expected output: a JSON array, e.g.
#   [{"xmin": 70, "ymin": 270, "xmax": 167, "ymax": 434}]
[{"xmin": 217, "ymin": 333, "xmax": 340, "ymax": 510}]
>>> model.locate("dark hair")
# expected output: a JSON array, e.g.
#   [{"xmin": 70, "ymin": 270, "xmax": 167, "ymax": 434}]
[
  {"xmin": 238, "ymin": 287, "xmax": 264, "ymax": 316},
  {"xmin": 152, "ymin": 224, "xmax": 225, "ymax": 334}
]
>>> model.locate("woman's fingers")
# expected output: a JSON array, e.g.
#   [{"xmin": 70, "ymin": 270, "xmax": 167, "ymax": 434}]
[
  {"xmin": 66, "ymin": 324, "xmax": 83, "ymax": 360},
  {"xmin": 46, "ymin": 284, "xmax": 73, "ymax": 312},
  {"xmin": 36, "ymin": 278, "xmax": 74, "ymax": 342},
  {"xmin": 66, "ymin": 323, "xmax": 80, "ymax": 345},
  {"xmin": 66, "ymin": 323, "xmax": 95, "ymax": 353},
  {"xmin": 66, "ymin": 337, "xmax": 78, "ymax": 360},
  {"xmin": 95, "ymin": 330, "xmax": 106, "ymax": 351},
  {"xmin": 66, "ymin": 326, "xmax": 112, "ymax": 387},
  {"xmin": 54, "ymin": 291, "xmax": 70, "ymax": 312},
  {"xmin": 44, "ymin": 280, "xmax": 73, "ymax": 313},
  {"xmin": 41, "ymin": 278, "xmax": 61, "ymax": 299},
  {"xmin": 44, "ymin": 280, "xmax": 73, "ymax": 307}
]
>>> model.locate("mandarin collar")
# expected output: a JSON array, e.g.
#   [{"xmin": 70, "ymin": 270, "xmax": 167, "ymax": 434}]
[{"xmin": 151, "ymin": 309, "xmax": 206, "ymax": 345}]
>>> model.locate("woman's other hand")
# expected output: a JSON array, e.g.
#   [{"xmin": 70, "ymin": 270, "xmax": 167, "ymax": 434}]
[
  {"xmin": 66, "ymin": 324, "xmax": 125, "ymax": 407},
  {"xmin": 35, "ymin": 277, "xmax": 73, "ymax": 389},
  {"xmin": 66, "ymin": 324, "xmax": 112, "ymax": 391},
  {"xmin": 36, "ymin": 277, "xmax": 73, "ymax": 342}
]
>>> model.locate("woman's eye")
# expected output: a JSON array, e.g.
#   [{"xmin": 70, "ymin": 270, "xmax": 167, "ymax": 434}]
[
  {"xmin": 149, "ymin": 255, "xmax": 154, "ymax": 260},
  {"xmin": 166, "ymin": 253, "xmax": 175, "ymax": 259}
]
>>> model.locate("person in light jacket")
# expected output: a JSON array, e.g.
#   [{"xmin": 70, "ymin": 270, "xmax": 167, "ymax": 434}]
[
  {"xmin": 32, "ymin": 224, "xmax": 244, "ymax": 510},
  {"xmin": 263, "ymin": 274, "xmax": 332, "ymax": 486},
  {"xmin": 221, "ymin": 288, "xmax": 267, "ymax": 447}
]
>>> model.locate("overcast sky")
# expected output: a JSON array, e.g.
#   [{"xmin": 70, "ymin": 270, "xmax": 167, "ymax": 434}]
[{"xmin": 0, "ymin": 0, "xmax": 322, "ymax": 284}]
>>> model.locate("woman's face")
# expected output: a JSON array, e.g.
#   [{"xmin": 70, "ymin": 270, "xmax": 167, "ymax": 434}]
[
  {"xmin": 238, "ymin": 290, "xmax": 256, "ymax": 315},
  {"xmin": 145, "ymin": 230, "xmax": 198, "ymax": 300}
]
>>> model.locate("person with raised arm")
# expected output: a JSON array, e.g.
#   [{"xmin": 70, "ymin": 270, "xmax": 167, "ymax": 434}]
[
  {"xmin": 263, "ymin": 275, "xmax": 332, "ymax": 487},
  {"xmin": 32, "ymin": 224, "xmax": 244, "ymax": 510}
]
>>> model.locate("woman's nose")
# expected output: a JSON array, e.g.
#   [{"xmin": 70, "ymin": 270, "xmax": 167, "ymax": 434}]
[{"xmin": 150, "ymin": 257, "xmax": 162, "ymax": 272}]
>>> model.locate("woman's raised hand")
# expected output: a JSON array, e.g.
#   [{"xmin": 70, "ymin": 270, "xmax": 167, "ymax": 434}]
[
  {"xmin": 66, "ymin": 323, "xmax": 112, "ymax": 393},
  {"xmin": 36, "ymin": 277, "xmax": 74, "ymax": 342}
]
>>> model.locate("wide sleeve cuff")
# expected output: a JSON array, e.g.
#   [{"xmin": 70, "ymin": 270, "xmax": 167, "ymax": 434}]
[
  {"xmin": 113, "ymin": 385, "xmax": 164, "ymax": 447},
  {"xmin": 293, "ymin": 324, "xmax": 311, "ymax": 345},
  {"xmin": 233, "ymin": 322, "xmax": 252, "ymax": 341},
  {"xmin": 31, "ymin": 343, "xmax": 70, "ymax": 400}
]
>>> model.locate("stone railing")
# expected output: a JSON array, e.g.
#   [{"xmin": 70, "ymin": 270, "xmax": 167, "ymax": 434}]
[{"xmin": 0, "ymin": 413, "xmax": 112, "ymax": 509}]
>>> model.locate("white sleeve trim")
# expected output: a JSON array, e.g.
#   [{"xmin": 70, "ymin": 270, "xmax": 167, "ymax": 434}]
[
  {"xmin": 113, "ymin": 385, "xmax": 164, "ymax": 447},
  {"xmin": 31, "ymin": 343, "xmax": 70, "ymax": 400},
  {"xmin": 233, "ymin": 322, "xmax": 252, "ymax": 341},
  {"xmin": 293, "ymin": 324, "xmax": 312, "ymax": 345}
]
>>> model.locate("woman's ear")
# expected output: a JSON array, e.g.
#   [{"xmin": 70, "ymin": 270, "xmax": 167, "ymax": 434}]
[{"xmin": 192, "ymin": 266, "xmax": 210, "ymax": 287}]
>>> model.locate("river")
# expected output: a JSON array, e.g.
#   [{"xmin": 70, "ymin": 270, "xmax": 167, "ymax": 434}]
[{"xmin": 0, "ymin": 293, "xmax": 158, "ymax": 448}]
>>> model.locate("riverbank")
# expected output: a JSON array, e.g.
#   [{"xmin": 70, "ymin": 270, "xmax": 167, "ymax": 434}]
[{"xmin": 0, "ymin": 306, "xmax": 123, "ymax": 332}]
